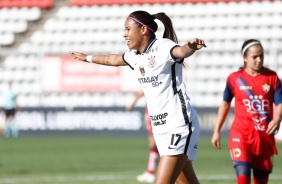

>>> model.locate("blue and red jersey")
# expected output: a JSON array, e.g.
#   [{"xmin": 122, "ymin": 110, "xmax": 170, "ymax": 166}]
[{"xmin": 223, "ymin": 67, "xmax": 282, "ymax": 156}]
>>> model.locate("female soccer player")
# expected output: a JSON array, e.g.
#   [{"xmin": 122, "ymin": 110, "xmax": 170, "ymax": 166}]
[
  {"xmin": 71, "ymin": 10, "xmax": 205, "ymax": 184},
  {"xmin": 2, "ymin": 81, "xmax": 20, "ymax": 138},
  {"xmin": 211, "ymin": 39, "xmax": 282, "ymax": 184}
]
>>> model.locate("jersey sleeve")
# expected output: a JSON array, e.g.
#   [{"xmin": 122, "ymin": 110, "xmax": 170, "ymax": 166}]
[
  {"xmin": 159, "ymin": 39, "xmax": 184, "ymax": 64},
  {"xmin": 223, "ymin": 74, "xmax": 234, "ymax": 102},
  {"xmin": 122, "ymin": 50, "xmax": 137, "ymax": 70},
  {"xmin": 274, "ymin": 75, "xmax": 282, "ymax": 106},
  {"xmin": 170, "ymin": 45, "xmax": 184, "ymax": 64}
]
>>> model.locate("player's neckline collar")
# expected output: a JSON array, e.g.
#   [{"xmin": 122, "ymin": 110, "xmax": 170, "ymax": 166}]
[
  {"xmin": 243, "ymin": 67, "xmax": 265, "ymax": 76},
  {"xmin": 137, "ymin": 38, "xmax": 157, "ymax": 55}
]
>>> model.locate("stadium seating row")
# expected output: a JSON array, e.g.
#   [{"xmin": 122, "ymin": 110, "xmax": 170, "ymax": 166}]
[
  {"xmin": 0, "ymin": 20, "xmax": 28, "ymax": 33},
  {"xmin": 0, "ymin": 81, "xmax": 141, "ymax": 107},
  {"xmin": 3, "ymin": 54, "xmax": 40, "ymax": 69},
  {"xmin": 0, "ymin": 32, "xmax": 14, "ymax": 45},
  {"xmin": 0, "ymin": 7, "xmax": 42, "ymax": 46},
  {"xmin": 69, "ymin": 0, "xmax": 281, "ymax": 14},
  {"xmin": 70, "ymin": 0, "xmax": 217, "ymax": 6},
  {"xmin": 20, "ymin": 31, "xmax": 282, "ymax": 55},
  {"xmin": 42, "ymin": 14, "xmax": 282, "ymax": 32},
  {"xmin": 0, "ymin": 82, "xmax": 228, "ymax": 108},
  {"xmin": 57, "ymin": 2, "xmax": 282, "ymax": 19},
  {"xmin": 0, "ymin": 0, "xmax": 53, "ymax": 8},
  {"xmin": 0, "ymin": 7, "xmax": 41, "ymax": 21}
]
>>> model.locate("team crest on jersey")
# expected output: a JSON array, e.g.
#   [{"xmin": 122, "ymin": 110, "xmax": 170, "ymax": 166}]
[
  {"xmin": 148, "ymin": 55, "xmax": 156, "ymax": 68},
  {"xmin": 139, "ymin": 66, "xmax": 145, "ymax": 76},
  {"xmin": 262, "ymin": 83, "xmax": 270, "ymax": 93}
]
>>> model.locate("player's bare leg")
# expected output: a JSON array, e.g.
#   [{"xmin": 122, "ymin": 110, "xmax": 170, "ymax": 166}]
[
  {"xmin": 136, "ymin": 133, "xmax": 159, "ymax": 183},
  {"xmin": 156, "ymin": 154, "xmax": 188, "ymax": 184},
  {"xmin": 147, "ymin": 133, "xmax": 159, "ymax": 174},
  {"xmin": 176, "ymin": 161, "xmax": 199, "ymax": 184},
  {"xmin": 148, "ymin": 134, "xmax": 156, "ymax": 148}
]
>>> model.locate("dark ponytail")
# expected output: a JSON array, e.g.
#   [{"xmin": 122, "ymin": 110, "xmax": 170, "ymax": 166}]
[
  {"xmin": 154, "ymin": 12, "xmax": 178, "ymax": 43},
  {"xmin": 128, "ymin": 11, "xmax": 178, "ymax": 43}
]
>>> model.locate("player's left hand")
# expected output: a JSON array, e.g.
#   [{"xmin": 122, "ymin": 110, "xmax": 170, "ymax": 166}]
[
  {"xmin": 266, "ymin": 119, "xmax": 280, "ymax": 135},
  {"xmin": 188, "ymin": 38, "xmax": 206, "ymax": 50},
  {"xmin": 211, "ymin": 132, "xmax": 221, "ymax": 150},
  {"xmin": 70, "ymin": 51, "xmax": 87, "ymax": 62}
]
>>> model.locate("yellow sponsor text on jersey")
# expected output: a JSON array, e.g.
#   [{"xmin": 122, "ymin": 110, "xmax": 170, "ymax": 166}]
[{"xmin": 239, "ymin": 86, "xmax": 252, "ymax": 90}]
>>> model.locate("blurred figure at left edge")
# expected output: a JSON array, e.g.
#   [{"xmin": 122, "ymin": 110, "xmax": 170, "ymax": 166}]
[{"xmin": 1, "ymin": 81, "xmax": 20, "ymax": 138}]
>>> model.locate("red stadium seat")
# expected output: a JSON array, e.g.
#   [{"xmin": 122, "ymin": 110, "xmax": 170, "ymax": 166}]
[
  {"xmin": 70, "ymin": 0, "xmax": 194, "ymax": 6},
  {"xmin": 0, "ymin": 0, "xmax": 53, "ymax": 8},
  {"xmin": 70, "ymin": 0, "xmax": 265, "ymax": 6}
]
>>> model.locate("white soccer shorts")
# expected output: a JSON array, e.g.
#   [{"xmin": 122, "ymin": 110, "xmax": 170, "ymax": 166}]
[{"xmin": 153, "ymin": 119, "xmax": 200, "ymax": 161}]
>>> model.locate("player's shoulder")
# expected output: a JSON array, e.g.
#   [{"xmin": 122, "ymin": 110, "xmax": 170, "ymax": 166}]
[
  {"xmin": 152, "ymin": 38, "xmax": 178, "ymax": 54},
  {"xmin": 156, "ymin": 38, "xmax": 173, "ymax": 43},
  {"xmin": 124, "ymin": 49, "xmax": 138, "ymax": 58},
  {"xmin": 262, "ymin": 67, "xmax": 278, "ymax": 76},
  {"xmin": 228, "ymin": 68, "xmax": 244, "ymax": 78},
  {"xmin": 154, "ymin": 38, "xmax": 176, "ymax": 46}
]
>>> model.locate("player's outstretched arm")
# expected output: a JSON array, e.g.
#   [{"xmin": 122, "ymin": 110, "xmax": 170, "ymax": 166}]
[
  {"xmin": 172, "ymin": 38, "xmax": 206, "ymax": 59},
  {"xmin": 70, "ymin": 51, "xmax": 127, "ymax": 66}
]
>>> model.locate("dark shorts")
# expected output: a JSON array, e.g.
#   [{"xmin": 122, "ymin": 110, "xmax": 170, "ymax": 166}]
[{"xmin": 4, "ymin": 109, "xmax": 16, "ymax": 118}]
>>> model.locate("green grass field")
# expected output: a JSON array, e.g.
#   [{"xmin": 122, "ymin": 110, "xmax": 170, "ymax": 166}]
[{"xmin": 0, "ymin": 135, "xmax": 282, "ymax": 184}]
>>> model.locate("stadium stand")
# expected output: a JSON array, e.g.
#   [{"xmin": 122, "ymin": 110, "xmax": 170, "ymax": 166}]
[
  {"xmin": 0, "ymin": 0, "xmax": 53, "ymax": 8},
  {"xmin": 0, "ymin": 0, "xmax": 281, "ymax": 108},
  {"xmin": 0, "ymin": 7, "xmax": 42, "ymax": 46}
]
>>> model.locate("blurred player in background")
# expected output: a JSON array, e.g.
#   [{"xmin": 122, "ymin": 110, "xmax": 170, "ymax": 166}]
[
  {"xmin": 71, "ymin": 10, "xmax": 205, "ymax": 184},
  {"xmin": 125, "ymin": 91, "xmax": 159, "ymax": 183},
  {"xmin": 1, "ymin": 81, "xmax": 20, "ymax": 138},
  {"xmin": 274, "ymin": 80, "xmax": 282, "ymax": 142},
  {"xmin": 211, "ymin": 39, "xmax": 282, "ymax": 184}
]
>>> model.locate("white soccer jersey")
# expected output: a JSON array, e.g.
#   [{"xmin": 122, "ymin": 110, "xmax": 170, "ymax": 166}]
[{"xmin": 123, "ymin": 38, "xmax": 199, "ymax": 135}]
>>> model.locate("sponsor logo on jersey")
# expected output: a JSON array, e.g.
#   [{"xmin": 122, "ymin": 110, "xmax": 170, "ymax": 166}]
[
  {"xmin": 262, "ymin": 83, "xmax": 270, "ymax": 93},
  {"xmin": 168, "ymin": 146, "xmax": 177, "ymax": 149},
  {"xmin": 252, "ymin": 116, "xmax": 267, "ymax": 124},
  {"xmin": 151, "ymin": 112, "xmax": 168, "ymax": 126},
  {"xmin": 150, "ymin": 113, "xmax": 168, "ymax": 121},
  {"xmin": 231, "ymin": 148, "xmax": 241, "ymax": 158},
  {"xmin": 139, "ymin": 66, "xmax": 145, "ymax": 76},
  {"xmin": 252, "ymin": 116, "xmax": 267, "ymax": 131},
  {"xmin": 138, "ymin": 75, "xmax": 159, "ymax": 83},
  {"xmin": 232, "ymin": 138, "xmax": 240, "ymax": 142},
  {"xmin": 242, "ymin": 94, "xmax": 270, "ymax": 131},
  {"xmin": 148, "ymin": 55, "xmax": 156, "ymax": 68},
  {"xmin": 242, "ymin": 95, "xmax": 270, "ymax": 114},
  {"xmin": 153, "ymin": 119, "xmax": 166, "ymax": 126},
  {"xmin": 138, "ymin": 75, "xmax": 162, "ymax": 87},
  {"xmin": 150, "ymin": 46, "xmax": 158, "ymax": 52},
  {"xmin": 239, "ymin": 86, "xmax": 252, "ymax": 90}
]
